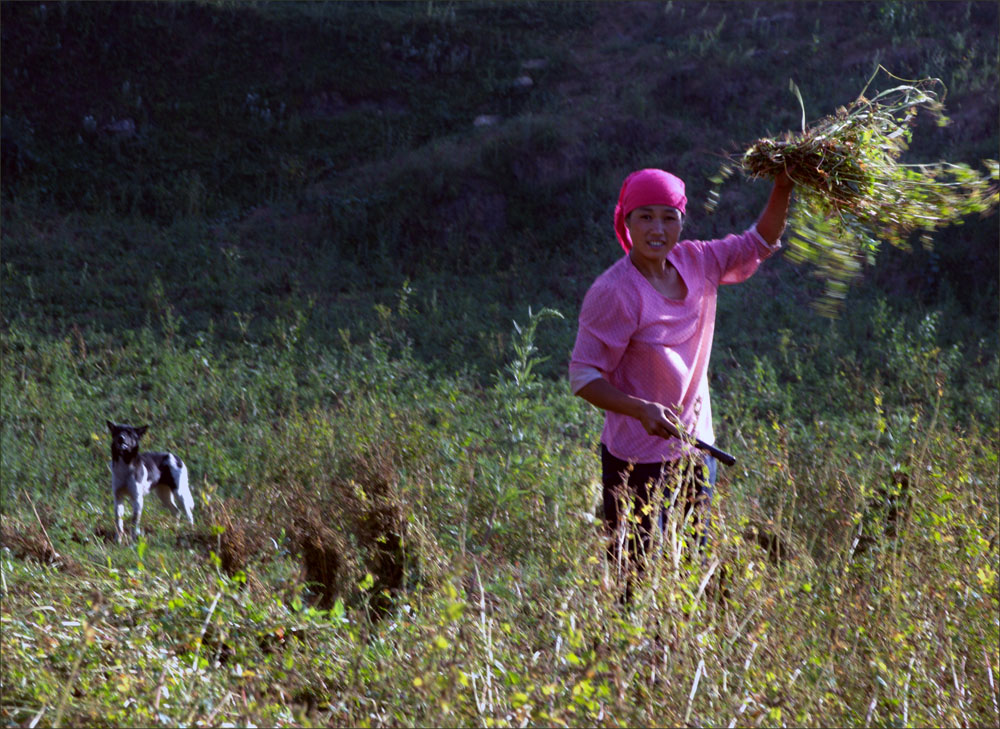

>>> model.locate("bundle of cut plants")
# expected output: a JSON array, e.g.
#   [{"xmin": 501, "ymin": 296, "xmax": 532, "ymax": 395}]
[{"xmin": 710, "ymin": 70, "xmax": 998, "ymax": 315}]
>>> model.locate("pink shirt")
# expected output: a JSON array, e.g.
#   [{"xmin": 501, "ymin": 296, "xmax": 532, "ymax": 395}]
[{"xmin": 570, "ymin": 227, "xmax": 778, "ymax": 463}]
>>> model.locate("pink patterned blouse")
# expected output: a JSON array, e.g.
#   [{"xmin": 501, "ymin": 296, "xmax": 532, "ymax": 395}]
[{"xmin": 569, "ymin": 227, "xmax": 779, "ymax": 463}]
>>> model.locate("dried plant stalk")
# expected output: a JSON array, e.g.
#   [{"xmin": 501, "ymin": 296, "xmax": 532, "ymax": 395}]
[{"xmin": 711, "ymin": 69, "xmax": 998, "ymax": 315}]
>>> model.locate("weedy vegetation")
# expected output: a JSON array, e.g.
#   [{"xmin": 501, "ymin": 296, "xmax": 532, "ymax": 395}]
[{"xmin": 1, "ymin": 1, "xmax": 997, "ymax": 727}]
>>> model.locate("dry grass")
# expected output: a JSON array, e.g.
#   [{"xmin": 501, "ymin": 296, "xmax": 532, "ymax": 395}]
[
  {"xmin": 0, "ymin": 515, "xmax": 83, "ymax": 576},
  {"xmin": 188, "ymin": 445, "xmax": 417, "ymax": 614}
]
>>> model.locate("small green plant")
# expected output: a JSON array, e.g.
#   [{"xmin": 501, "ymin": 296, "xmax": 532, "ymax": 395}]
[{"xmin": 499, "ymin": 306, "xmax": 564, "ymax": 393}]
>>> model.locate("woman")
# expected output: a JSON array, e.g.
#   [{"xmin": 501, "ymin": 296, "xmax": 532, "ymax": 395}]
[{"xmin": 569, "ymin": 167, "xmax": 793, "ymax": 583}]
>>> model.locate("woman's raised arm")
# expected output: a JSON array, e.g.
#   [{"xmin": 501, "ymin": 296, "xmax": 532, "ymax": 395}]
[{"xmin": 754, "ymin": 171, "xmax": 795, "ymax": 246}]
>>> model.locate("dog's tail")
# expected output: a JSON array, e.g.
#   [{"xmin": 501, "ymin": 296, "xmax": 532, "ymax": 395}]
[{"xmin": 169, "ymin": 455, "xmax": 195, "ymax": 525}]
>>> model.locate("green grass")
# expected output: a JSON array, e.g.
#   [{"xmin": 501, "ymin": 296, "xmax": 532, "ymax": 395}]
[
  {"xmin": 1, "ymin": 309, "xmax": 997, "ymax": 727},
  {"xmin": 2, "ymin": 1, "xmax": 998, "ymax": 726}
]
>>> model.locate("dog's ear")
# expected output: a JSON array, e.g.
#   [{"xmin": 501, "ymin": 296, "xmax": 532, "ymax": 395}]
[
  {"xmin": 137, "ymin": 425, "xmax": 149, "ymax": 438},
  {"xmin": 107, "ymin": 420, "xmax": 116, "ymax": 433}
]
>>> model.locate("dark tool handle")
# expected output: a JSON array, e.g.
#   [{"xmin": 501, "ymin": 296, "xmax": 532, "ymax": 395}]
[{"xmin": 695, "ymin": 438, "xmax": 736, "ymax": 467}]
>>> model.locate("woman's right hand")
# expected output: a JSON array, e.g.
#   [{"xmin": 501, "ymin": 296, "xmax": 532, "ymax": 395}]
[
  {"xmin": 576, "ymin": 377, "xmax": 683, "ymax": 441},
  {"xmin": 636, "ymin": 400, "xmax": 682, "ymax": 440}
]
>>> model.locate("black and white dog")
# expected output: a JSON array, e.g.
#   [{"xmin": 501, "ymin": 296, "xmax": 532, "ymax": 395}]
[{"xmin": 107, "ymin": 421, "xmax": 194, "ymax": 543}]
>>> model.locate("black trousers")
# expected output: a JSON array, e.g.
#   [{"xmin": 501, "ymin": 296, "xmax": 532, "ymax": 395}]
[{"xmin": 601, "ymin": 443, "xmax": 717, "ymax": 571}]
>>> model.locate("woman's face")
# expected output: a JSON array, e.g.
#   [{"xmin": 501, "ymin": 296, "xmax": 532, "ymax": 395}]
[{"xmin": 625, "ymin": 205, "xmax": 683, "ymax": 263}]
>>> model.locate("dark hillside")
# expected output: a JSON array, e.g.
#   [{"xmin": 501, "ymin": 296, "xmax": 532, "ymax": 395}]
[
  {"xmin": 2, "ymin": 0, "xmax": 997, "ymax": 368},
  {"xmin": 0, "ymin": 1, "xmax": 591, "ymax": 215}
]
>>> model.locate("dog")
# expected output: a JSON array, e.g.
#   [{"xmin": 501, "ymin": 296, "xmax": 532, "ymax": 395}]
[{"xmin": 107, "ymin": 421, "xmax": 194, "ymax": 543}]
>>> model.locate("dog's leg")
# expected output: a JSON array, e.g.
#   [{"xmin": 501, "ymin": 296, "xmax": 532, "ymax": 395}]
[
  {"xmin": 180, "ymin": 491, "xmax": 195, "ymax": 526},
  {"xmin": 131, "ymin": 488, "xmax": 145, "ymax": 540},
  {"xmin": 114, "ymin": 493, "xmax": 127, "ymax": 544},
  {"xmin": 164, "ymin": 457, "xmax": 195, "ymax": 526},
  {"xmin": 176, "ymin": 463, "xmax": 195, "ymax": 526},
  {"xmin": 154, "ymin": 484, "xmax": 181, "ymax": 517}
]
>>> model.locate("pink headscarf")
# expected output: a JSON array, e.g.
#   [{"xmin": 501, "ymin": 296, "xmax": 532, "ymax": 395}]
[{"xmin": 614, "ymin": 168, "xmax": 687, "ymax": 252}]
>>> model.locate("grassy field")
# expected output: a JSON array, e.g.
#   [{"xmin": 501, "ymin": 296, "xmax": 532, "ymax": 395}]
[{"xmin": 2, "ymin": 1, "xmax": 998, "ymax": 727}]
